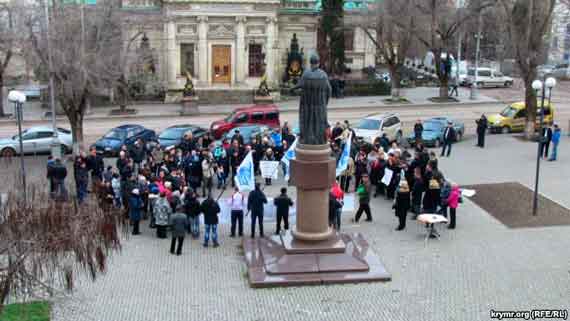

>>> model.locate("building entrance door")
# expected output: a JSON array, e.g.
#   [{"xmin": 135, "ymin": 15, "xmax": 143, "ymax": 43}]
[{"xmin": 212, "ymin": 45, "xmax": 231, "ymax": 84}]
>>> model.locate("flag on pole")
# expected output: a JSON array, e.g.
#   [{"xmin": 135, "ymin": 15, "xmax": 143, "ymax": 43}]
[
  {"xmin": 281, "ymin": 137, "xmax": 298, "ymax": 181},
  {"xmin": 336, "ymin": 132, "xmax": 352, "ymax": 177},
  {"xmin": 234, "ymin": 151, "xmax": 255, "ymax": 191}
]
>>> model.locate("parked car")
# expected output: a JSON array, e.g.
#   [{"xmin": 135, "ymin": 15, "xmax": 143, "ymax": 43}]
[
  {"xmin": 0, "ymin": 126, "xmax": 72, "ymax": 157},
  {"xmin": 210, "ymin": 104, "xmax": 280, "ymax": 139},
  {"xmin": 223, "ymin": 125, "xmax": 270, "ymax": 145},
  {"xmin": 406, "ymin": 117, "xmax": 464, "ymax": 147},
  {"xmin": 158, "ymin": 124, "xmax": 207, "ymax": 149},
  {"xmin": 487, "ymin": 101, "xmax": 555, "ymax": 134},
  {"xmin": 93, "ymin": 124, "xmax": 156, "ymax": 157},
  {"xmin": 537, "ymin": 64, "xmax": 555, "ymax": 77},
  {"xmin": 552, "ymin": 64, "xmax": 570, "ymax": 80},
  {"xmin": 353, "ymin": 113, "xmax": 402, "ymax": 144},
  {"xmin": 466, "ymin": 68, "xmax": 513, "ymax": 88}
]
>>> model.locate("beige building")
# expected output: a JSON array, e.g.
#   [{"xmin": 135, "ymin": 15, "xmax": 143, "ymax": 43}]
[{"xmin": 122, "ymin": 0, "xmax": 376, "ymax": 95}]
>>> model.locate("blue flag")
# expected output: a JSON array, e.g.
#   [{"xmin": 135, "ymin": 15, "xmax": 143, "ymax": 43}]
[
  {"xmin": 336, "ymin": 133, "xmax": 352, "ymax": 177},
  {"xmin": 234, "ymin": 151, "xmax": 255, "ymax": 191},
  {"xmin": 280, "ymin": 137, "xmax": 298, "ymax": 181}
]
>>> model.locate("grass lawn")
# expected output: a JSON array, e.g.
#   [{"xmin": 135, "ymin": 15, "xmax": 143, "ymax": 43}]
[{"xmin": 1, "ymin": 301, "xmax": 50, "ymax": 321}]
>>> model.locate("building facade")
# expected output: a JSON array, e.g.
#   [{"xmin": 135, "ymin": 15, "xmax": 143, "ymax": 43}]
[
  {"xmin": 122, "ymin": 0, "xmax": 376, "ymax": 92},
  {"xmin": 548, "ymin": 1, "xmax": 570, "ymax": 64}
]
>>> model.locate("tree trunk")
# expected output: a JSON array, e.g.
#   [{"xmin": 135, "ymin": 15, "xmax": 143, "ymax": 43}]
[
  {"xmin": 439, "ymin": 78, "xmax": 449, "ymax": 99},
  {"xmin": 0, "ymin": 74, "xmax": 5, "ymax": 118},
  {"xmin": 389, "ymin": 64, "xmax": 401, "ymax": 98},
  {"xmin": 524, "ymin": 78, "xmax": 538, "ymax": 140},
  {"xmin": 70, "ymin": 114, "xmax": 85, "ymax": 155}
]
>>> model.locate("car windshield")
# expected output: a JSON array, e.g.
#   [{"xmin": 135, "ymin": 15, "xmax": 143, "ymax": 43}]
[
  {"xmin": 224, "ymin": 112, "xmax": 236, "ymax": 122},
  {"xmin": 467, "ymin": 69, "xmax": 475, "ymax": 76},
  {"xmin": 356, "ymin": 119, "xmax": 381, "ymax": 130},
  {"xmin": 500, "ymin": 106, "xmax": 518, "ymax": 117},
  {"xmin": 159, "ymin": 128, "xmax": 187, "ymax": 139},
  {"xmin": 104, "ymin": 129, "xmax": 126, "ymax": 140},
  {"xmin": 423, "ymin": 122, "xmax": 443, "ymax": 131}
]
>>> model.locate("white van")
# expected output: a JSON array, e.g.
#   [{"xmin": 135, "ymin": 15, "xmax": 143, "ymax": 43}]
[
  {"xmin": 466, "ymin": 68, "xmax": 513, "ymax": 88},
  {"xmin": 353, "ymin": 113, "xmax": 402, "ymax": 144}
]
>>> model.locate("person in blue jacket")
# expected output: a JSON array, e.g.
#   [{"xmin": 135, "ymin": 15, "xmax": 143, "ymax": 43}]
[
  {"xmin": 129, "ymin": 188, "xmax": 144, "ymax": 235},
  {"xmin": 548, "ymin": 124, "xmax": 562, "ymax": 161}
]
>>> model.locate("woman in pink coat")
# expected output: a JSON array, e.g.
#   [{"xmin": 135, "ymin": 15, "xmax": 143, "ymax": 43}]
[{"xmin": 447, "ymin": 184, "xmax": 460, "ymax": 229}]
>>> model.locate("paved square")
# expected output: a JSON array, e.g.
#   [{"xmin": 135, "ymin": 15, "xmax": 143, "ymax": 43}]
[{"xmin": 45, "ymin": 134, "xmax": 570, "ymax": 321}]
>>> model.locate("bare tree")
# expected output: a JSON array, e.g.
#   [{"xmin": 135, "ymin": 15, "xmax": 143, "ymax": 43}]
[
  {"xmin": 498, "ymin": 0, "xmax": 557, "ymax": 138},
  {"xmin": 362, "ymin": 0, "xmax": 416, "ymax": 98},
  {"xmin": 411, "ymin": 0, "xmax": 492, "ymax": 99},
  {"xmin": 27, "ymin": 0, "xmax": 123, "ymax": 153},
  {"xmin": 0, "ymin": 181, "xmax": 125, "ymax": 314},
  {"xmin": 0, "ymin": 2, "xmax": 16, "ymax": 118}
]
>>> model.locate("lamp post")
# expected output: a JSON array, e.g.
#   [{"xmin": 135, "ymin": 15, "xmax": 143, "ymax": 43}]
[
  {"xmin": 8, "ymin": 90, "xmax": 27, "ymax": 202},
  {"xmin": 470, "ymin": 11, "xmax": 483, "ymax": 100},
  {"xmin": 45, "ymin": 0, "xmax": 61, "ymax": 159},
  {"xmin": 531, "ymin": 77, "xmax": 556, "ymax": 216}
]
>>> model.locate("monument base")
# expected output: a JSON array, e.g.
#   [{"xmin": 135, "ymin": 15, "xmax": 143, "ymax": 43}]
[
  {"xmin": 253, "ymin": 95, "xmax": 274, "ymax": 105},
  {"xmin": 243, "ymin": 231, "xmax": 391, "ymax": 288},
  {"xmin": 180, "ymin": 96, "xmax": 200, "ymax": 115}
]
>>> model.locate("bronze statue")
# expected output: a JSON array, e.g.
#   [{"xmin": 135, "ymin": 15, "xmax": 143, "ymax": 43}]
[
  {"xmin": 297, "ymin": 54, "xmax": 331, "ymax": 145},
  {"xmin": 183, "ymin": 71, "xmax": 195, "ymax": 97},
  {"xmin": 256, "ymin": 74, "xmax": 270, "ymax": 97}
]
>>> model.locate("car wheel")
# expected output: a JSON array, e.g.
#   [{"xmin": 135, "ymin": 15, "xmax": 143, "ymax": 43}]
[
  {"xmin": 504, "ymin": 81, "xmax": 513, "ymax": 87},
  {"xmin": 1, "ymin": 147, "xmax": 16, "ymax": 158},
  {"xmin": 61, "ymin": 145, "xmax": 70, "ymax": 155},
  {"xmin": 476, "ymin": 82, "xmax": 484, "ymax": 88},
  {"xmin": 434, "ymin": 139, "xmax": 441, "ymax": 148},
  {"xmin": 501, "ymin": 126, "xmax": 510, "ymax": 134}
]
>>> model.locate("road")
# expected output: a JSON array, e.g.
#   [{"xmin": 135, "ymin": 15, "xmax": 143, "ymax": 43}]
[{"xmin": 0, "ymin": 101, "xmax": 569, "ymax": 146}]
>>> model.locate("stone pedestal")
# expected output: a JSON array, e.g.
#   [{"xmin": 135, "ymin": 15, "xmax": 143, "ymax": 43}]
[
  {"xmin": 180, "ymin": 96, "xmax": 200, "ymax": 116},
  {"xmin": 243, "ymin": 143, "xmax": 392, "ymax": 288},
  {"xmin": 289, "ymin": 144, "xmax": 335, "ymax": 241},
  {"xmin": 253, "ymin": 95, "xmax": 274, "ymax": 105}
]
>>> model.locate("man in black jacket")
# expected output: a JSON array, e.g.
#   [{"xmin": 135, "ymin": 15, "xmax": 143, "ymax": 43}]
[
  {"xmin": 274, "ymin": 187, "xmax": 293, "ymax": 234},
  {"xmin": 52, "ymin": 158, "xmax": 68, "ymax": 200},
  {"xmin": 248, "ymin": 183, "xmax": 267, "ymax": 238},
  {"xmin": 440, "ymin": 121, "xmax": 456, "ymax": 157},
  {"xmin": 540, "ymin": 125, "xmax": 553, "ymax": 159},
  {"xmin": 130, "ymin": 140, "xmax": 146, "ymax": 174},
  {"xmin": 87, "ymin": 147, "xmax": 105, "ymax": 188},
  {"xmin": 475, "ymin": 115, "xmax": 488, "ymax": 148},
  {"xmin": 413, "ymin": 120, "xmax": 424, "ymax": 146}
]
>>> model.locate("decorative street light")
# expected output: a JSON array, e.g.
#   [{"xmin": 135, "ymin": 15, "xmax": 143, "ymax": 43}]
[
  {"xmin": 531, "ymin": 76, "xmax": 556, "ymax": 216},
  {"xmin": 8, "ymin": 90, "xmax": 27, "ymax": 202}
]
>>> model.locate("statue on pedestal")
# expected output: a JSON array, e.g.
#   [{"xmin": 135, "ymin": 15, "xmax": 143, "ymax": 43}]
[
  {"xmin": 297, "ymin": 54, "xmax": 331, "ymax": 145},
  {"xmin": 256, "ymin": 74, "xmax": 271, "ymax": 97},
  {"xmin": 183, "ymin": 71, "xmax": 195, "ymax": 97},
  {"xmin": 283, "ymin": 33, "xmax": 304, "ymax": 87}
]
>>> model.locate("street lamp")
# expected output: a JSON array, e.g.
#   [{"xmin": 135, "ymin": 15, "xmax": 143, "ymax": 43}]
[
  {"xmin": 8, "ymin": 90, "xmax": 27, "ymax": 202},
  {"xmin": 45, "ymin": 0, "xmax": 61, "ymax": 159},
  {"xmin": 531, "ymin": 76, "xmax": 556, "ymax": 216},
  {"xmin": 470, "ymin": 11, "xmax": 483, "ymax": 100}
]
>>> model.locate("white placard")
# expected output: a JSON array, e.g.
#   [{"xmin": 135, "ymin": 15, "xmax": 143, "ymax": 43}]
[
  {"xmin": 381, "ymin": 168, "xmax": 394, "ymax": 186},
  {"xmin": 260, "ymin": 161, "xmax": 280, "ymax": 179},
  {"xmin": 461, "ymin": 189, "xmax": 476, "ymax": 197}
]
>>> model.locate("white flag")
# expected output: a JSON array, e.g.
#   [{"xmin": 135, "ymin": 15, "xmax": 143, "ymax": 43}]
[
  {"xmin": 234, "ymin": 151, "xmax": 255, "ymax": 191},
  {"xmin": 281, "ymin": 137, "xmax": 298, "ymax": 181},
  {"xmin": 336, "ymin": 132, "xmax": 352, "ymax": 177}
]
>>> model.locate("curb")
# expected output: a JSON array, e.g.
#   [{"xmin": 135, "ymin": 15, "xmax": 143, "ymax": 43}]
[{"xmin": 0, "ymin": 100, "xmax": 503, "ymax": 125}]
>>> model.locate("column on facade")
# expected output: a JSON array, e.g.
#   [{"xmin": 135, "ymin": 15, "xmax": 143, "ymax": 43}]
[
  {"xmin": 167, "ymin": 20, "xmax": 177, "ymax": 87},
  {"xmin": 235, "ymin": 16, "xmax": 247, "ymax": 84},
  {"xmin": 265, "ymin": 17, "xmax": 277, "ymax": 86},
  {"xmin": 198, "ymin": 16, "xmax": 208, "ymax": 85}
]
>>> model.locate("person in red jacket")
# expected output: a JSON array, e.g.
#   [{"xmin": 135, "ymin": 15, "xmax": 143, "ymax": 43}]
[{"xmin": 447, "ymin": 184, "xmax": 461, "ymax": 229}]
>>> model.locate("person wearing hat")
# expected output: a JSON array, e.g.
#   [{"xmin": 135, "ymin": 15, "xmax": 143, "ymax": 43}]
[
  {"xmin": 422, "ymin": 177, "xmax": 441, "ymax": 213},
  {"xmin": 393, "ymin": 180, "xmax": 411, "ymax": 230},
  {"xmin": 548, "ymin": 124, "xmax": 561, "ymax": 161},
  {"xmin": 262, "ymin": 148, "xmax": 276, "ymax": 185},
  {"xmin": 129, "ymin": 188, "xmax": 144, "ymax": 235},
  {"xmin": 441, "ymin": 121, "xmax": 456, "ymax": 157}
]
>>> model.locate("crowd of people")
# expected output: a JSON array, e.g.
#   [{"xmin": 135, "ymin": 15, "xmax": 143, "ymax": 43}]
[{"xmin": 44, "ymin": 117, "xmax": 471, "ymax": 254}]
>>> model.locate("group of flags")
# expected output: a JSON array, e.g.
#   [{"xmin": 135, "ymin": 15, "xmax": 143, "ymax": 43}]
[{"xmin": 234, "ymin": 133, "xmax": 352, "ymax": 192}]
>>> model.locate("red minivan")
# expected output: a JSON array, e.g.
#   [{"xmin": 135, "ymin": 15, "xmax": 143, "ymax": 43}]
[{"xmin": 210, "ymin": 104, "xmax": 281, "ymax": 139}]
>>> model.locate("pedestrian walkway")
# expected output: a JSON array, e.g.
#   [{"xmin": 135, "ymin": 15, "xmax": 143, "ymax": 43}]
[{"xmin": 2, "ymin": 87, "xmax": 498, "ymax": 123}]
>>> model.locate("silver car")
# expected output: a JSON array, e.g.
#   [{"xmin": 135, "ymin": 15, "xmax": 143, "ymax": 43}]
[{"xmin": 0, "ymin": 126, "xmax": 73, "ymax": 157}]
